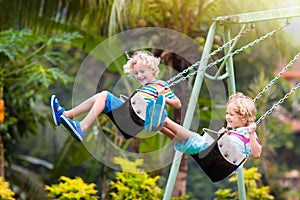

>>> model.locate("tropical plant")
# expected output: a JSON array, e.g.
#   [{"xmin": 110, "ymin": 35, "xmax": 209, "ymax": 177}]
[
  {"xmin": 45, "ymin": 176, "xmax": 98, "ymax": 200},
  {"xmin": 0, "ymin": 176, "xmax": 15, "ymax": 200},
  {"xmin": 109, "ymin": 157, "xmax": 163, "ymax": 200},
  {"xmin": 214, "ymin": 167, "xmax": 274, "ymax": 200},
  {"xmin": 214, "ymin": 189, "xmax": 234, "ymax": 200},
  {"xmin": 0, "ymin": 28, "xmax": 81, "ymax": 196}
]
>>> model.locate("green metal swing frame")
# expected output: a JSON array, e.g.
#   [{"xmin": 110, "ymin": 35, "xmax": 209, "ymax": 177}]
[{"xmin": 163, "ymin": 7, "xmax": 300, "ymax": 200}]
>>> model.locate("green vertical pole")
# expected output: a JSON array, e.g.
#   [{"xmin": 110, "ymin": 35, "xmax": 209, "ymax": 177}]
[
  {"xmin": 163, "ymin": 21, "xmax": 217, "ymax": 200},
  {"xmin": 237, "ymin": 167, "xmax": 246, "ymax": 199},
  {"xmin": 223, "ymin": 26, "xmax": 246, "ymax": 200},
  {"xmin": 224, "ymin": 27, "xmax": 236, "ymax": 95}
]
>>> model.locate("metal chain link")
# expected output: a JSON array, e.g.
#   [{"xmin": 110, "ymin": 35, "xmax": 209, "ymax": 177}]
[
  {"xmin": 256, "ymin": 82, "xmax": 300, "ymax": 125},
  {"xmin": 253, "ymin": 52, "xmax": 300, "ymax": 102},
  {"xmin": 167, "ymin": 22, "xmax": 288, "ymax": 87},
  {"xmin": 165, "ymin": 24, "xmax": 254, "ymax": 85}
]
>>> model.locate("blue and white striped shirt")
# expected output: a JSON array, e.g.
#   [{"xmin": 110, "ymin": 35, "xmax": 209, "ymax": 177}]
[{"xmin": 138, "ymin": 80, "xmax": 176, "ymax": 103}]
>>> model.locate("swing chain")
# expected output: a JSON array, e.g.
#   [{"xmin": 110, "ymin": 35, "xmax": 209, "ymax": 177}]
[
  {"xmin": 165, "ymin": 24, "xmax": 254, "ymax": 85},
  {"xmin": 253, "ymin": 52, "xmax": 300, "ymax": 102},
  {"xmin": 256, "ymin": 82, "xmax": 300, "ymax": 125},
  {"xmin": 167, "ymin": 22, "xmax": 288, "ymax": 87},
  {"xmin": 211, "ymin": 24, "xmax": 254, "ymax": 58}
]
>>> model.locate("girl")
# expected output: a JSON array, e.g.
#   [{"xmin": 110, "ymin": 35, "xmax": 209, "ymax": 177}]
[{"xmin": 149, "ymin": 92, "xmax": 262, "ymax": 158}]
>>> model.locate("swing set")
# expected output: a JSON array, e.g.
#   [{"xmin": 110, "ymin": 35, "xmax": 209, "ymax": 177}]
[
  {"xmin": 163, "ymin": 7, "xmax": 300, "ymax": 200},
  {"xmin": 104, "ymin": 6, "xmax": 300, "ymax": 200}
]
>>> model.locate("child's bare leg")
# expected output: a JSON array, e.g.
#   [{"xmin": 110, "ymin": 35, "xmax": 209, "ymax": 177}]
[
  {"xmin": 63, "ymin": 91, "xmax": 107, "ymax": 120},
  {"xmin": 56, "ymin": 91, "xmax": 108, "ymax": 142},
  {"xmin": 162, "ymin": 117, "xmax": 190, "ymax": 142},
  {"xmin": 77, "ymin": 92, "xmax": 108, "ymax": 131},
  {"xmin": 160, "ymin": 127, "xmax": 176, "ymax": 139}
]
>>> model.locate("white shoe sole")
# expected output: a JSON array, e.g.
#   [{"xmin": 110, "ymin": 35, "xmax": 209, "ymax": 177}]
[
  {"xmin": 61, "ymin": 115, "xmax": 83, "ymax": 142},
  {"xmin": 51, "ymin": 95, "xmax": 58, "ymax": 126}
]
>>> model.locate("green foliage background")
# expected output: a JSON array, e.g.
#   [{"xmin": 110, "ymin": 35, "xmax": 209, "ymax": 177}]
[{"xmin": 0, "ymin": 0, "xmax": 300, "ymax": 199}]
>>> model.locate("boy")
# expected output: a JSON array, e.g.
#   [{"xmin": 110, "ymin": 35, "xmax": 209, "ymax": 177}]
[{"xmin": 51, "ymin": 51, "xmax": 181, "ymax": 141}]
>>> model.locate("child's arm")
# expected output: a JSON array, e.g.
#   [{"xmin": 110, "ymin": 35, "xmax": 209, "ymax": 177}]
[
  {"xmin": 248, "ymin": 122, "xmax": 262, "ymax": 159},
  {"xmin": 166, "ymin": 97, "xmax": 181, "ymax": 109},
  {"xmin": 218, "ymin": 127, "xmax": 227, "ymax": 136},
  {"xmin": 157, "ymin": 86, "xmax": 181, "ymax": 109}
]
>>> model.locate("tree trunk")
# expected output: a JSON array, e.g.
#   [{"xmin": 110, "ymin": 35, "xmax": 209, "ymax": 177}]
[
  {"xmin": 101, "ymin": 165, "xmax": 108, "ymax": 200},
  {"xmin": 0, "ymin": 134, "xmax": 4, "ymax": 179},
  {"xmin": 0, "ymin": 88, "xmax": 4, "ymax": 179},
  {"xmin": 172, "ymin": 153, "xmax": 188, "ymax": 197}
]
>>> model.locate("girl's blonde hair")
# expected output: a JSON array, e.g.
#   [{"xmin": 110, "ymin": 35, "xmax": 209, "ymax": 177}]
[
  {"xmin": 123, "ymin": 51, "xmax": 160, "ymax": 78},
  {"xmin": 227, "ymin": 92, "xmax": 256, "ymax": 125}
]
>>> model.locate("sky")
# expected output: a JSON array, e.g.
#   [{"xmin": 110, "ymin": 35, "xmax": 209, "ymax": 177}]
[{"xmin": 284, "ymin": 17, "xmax": 300, "ymax": 44}]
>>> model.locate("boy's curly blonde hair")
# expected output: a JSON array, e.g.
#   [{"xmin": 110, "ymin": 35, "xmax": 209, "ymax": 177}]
[
  {"xmin": 123, "ymin": 51, "xmax": 160, "ymax": 78},
  {"xmin": 227, "ymin": 92, "xmax": 256, "ymax": 126}
]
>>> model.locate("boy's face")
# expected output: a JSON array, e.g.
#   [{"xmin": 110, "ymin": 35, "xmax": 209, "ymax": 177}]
[
  {"xmin": 131, "ymin": 63, "xmax": 156, "ymax": 85},
  {"xmin": 225, "ymin": 103, "xmax": 247, "ymax": 129}
]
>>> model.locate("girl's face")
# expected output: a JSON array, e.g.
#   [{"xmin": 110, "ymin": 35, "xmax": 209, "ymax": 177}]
[
  {"xmin": 225, "ymin": 103, "xmax": 247, "ymax": 129},
  {"xmin": 131, "ymin": 63, "xmax": 156, "ymax": 85}
]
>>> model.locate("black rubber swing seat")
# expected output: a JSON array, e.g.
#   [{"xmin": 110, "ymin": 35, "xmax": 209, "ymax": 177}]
[
  {"xmin": 106, "ymin": 92, "xmax": 147, "ymax": 139},
  {"xmin": 191, "ymin": 130, "xmax": 247, "ymax": 182}
]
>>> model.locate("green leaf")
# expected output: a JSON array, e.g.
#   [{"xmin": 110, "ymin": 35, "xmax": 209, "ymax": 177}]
[
  {"xmin": 0, "ymin": 44, "xmax": 17, "ymax": 61},
  {"xmin": 52, "ymin": 32, "xmax": 83, "ymax": 44},
  {"xmin": 26, "ymin": 65, "xmax": 69, "ymax": 87}
]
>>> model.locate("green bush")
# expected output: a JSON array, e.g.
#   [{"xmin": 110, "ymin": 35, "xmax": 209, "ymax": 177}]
[
  {"xmin": 214, "ymin": 189, "xmax": 234, "ymax": 200},
  {"xmin": 45, "ymin": 176, "xmax": 98, "ymax": 200},
  {"xmin": 214, "ymin": 167, "xmax": 274, "ymax": 200},
  {"xmin": 109, "ymin": 157, "xmax": 163, "ymax": 200}
]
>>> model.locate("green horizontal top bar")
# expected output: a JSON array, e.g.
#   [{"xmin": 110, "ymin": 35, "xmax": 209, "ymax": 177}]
[{"xmin": 214, "ymin": 7, "xmax": 300, "ymax": 24}]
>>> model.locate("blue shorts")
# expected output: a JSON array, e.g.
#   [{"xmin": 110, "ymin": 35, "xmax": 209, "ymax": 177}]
[
  {"xmin": 174, "ymin": 132, "xmax": 213, "ymax": 155},
  {"xmin": 102, "ymin": 91, "xmax": 124, "ymax": 113}
]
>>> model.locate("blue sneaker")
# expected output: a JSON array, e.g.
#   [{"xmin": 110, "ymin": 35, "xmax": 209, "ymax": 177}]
[
  {"xmin": 144, "ymin": 101, "xmax": 155, "ymax": 133},
  {"xmin": 60, "ymin": 115, "xmax": 85, "ymax": 142},
  {"xmin": 152, "ymin": 95, "xmax": 167, "ymax": 128},
  {"xmin": 50, "ymin": 95, "xmax": 65, "ymax": 126},
  {"xmin": 153, "ymin": 110, "xmax": 168, "ymax": 130}
]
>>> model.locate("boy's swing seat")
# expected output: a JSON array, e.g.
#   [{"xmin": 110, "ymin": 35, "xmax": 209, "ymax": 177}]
[
  {"xmin": 106, "ymin": 92, "xmax": 147, "ymax": 139},
  {"xmin": 191, "ymin": 129, "xmax": 247, "ymax": 182}
]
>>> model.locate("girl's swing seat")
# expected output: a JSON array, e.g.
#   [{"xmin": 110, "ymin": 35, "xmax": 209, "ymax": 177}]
[
  {"xmin": 191, "ymin": 130, "xmax": 247, "ymax": 182},
  {"xmin": 106, "ymin": 92, "xmax": 147, "ymax": 139}
]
